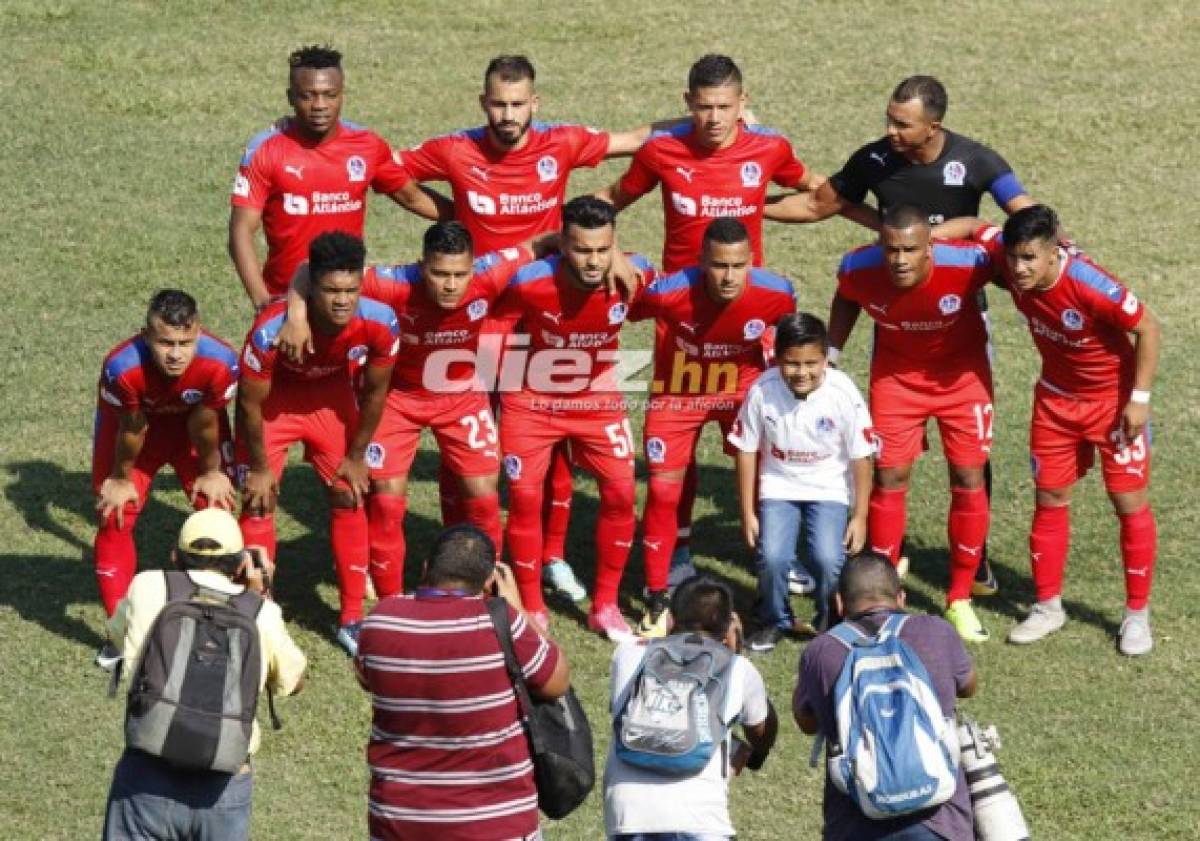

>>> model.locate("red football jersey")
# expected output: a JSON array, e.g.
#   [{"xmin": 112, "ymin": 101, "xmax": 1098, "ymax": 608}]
[
  {"xmin": 240, "ymin": 299, "xmax": 399, "ymax": 385},
  {"xmin": 231, "ymin": 120, "xmax": 412, "ymax": 297},
  {"xmin": 629, "ymin": 267, "xmax": 796, "ymax": 405},
  {"xmin": 98, "ymin": 332, "xmax": 240, "ymax": 419},
  {"xmin": 618, "ymin": 123, "xmax": 807, "ymax": 272},
  {"xmin": 837, "ymin": 240, "xmax": 994, "ymax": 381},
  {"xmin": 362, "ymin": 247, "xmax": 532, "ymax": 392},
  {"xmin": 399, "ymin": 122, "xmax": 611, "ymax": 254},
  {"xmin": 977, "ymin": 225, "xmax": 1144, "ymax": 398},
  {"xmin": 495, "ymin": 254, "xmax": 656, "ymax": 409}
]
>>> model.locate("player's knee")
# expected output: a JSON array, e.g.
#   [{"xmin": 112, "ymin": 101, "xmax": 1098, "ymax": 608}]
[
  {"xmin": 1035, "ymin": 486, "xmax": 1072, "ymax": 508},
  {"xmin": 329, "ymin": 487, "xmax": 360, "ymax": 510},
  {"xmin": 1110, "ymin": 488, "xmax": 1149, "ymax": 515},
  {"xmin": 460, "ymin": 474, "xmax": 499, "ymax": 499},
  {"xmin": 507, "ymin": 483, "xmax": 542, "ymax": 517},
  {"xmin": 875, "ymin": 466, "xmax": 911, "ymax": 490},
  {"xmin": 372, "ymin": 477, "xmax": 407, "ymax": 497},
  {"xmin": 948, "ymin": 463, "xmax": 986, "ymax": 489},
  {"xmin": 600, "ymin": 480, "xmax": 637, "ymax": 516}
]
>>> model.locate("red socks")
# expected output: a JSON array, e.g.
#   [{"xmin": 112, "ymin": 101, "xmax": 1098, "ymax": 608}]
[
  {"xmin": 868, "ymin": 486, "xmax": 907, "ymax": 565},
  {"xmin": 1030, "ymin": 503, "xmax": 1070, "ymax": 602},
  {"xmin": 367, "ymin": 494, "xmax": 407, "ymax": 597},
  {"xmin": 1119, "ymin": 505, "xmax": 1157, "ymax": 610},
  {"xmin": 462, "ymin": 492, "xmax": 502, "ymax": 559},
  {"xmin": 331, "ymin": 506, "xmax": 369, "ymax": 625},
  {"xmin": 947, "ymin": 486, "xmax": 990, "ymax": 602},
  {"xmin": 95, "ymin": 507, "xmax": 139, "ymax": 616},
  {"xmin": 642, "ymin": 476, "xmax": 684, "ymax": 592},
  {"xmin": 238, "ymin": 512, "xmax": 277, "ymax": 563},
  {"xmin": 594, "ymin": 480, "xmax": 636, "ymax": 607},
  {"xmin": 505, "ymin": 483, "xmax": 546, "ymax": 613},
  {"xmin": 438, "ymin": 462, "xmax": 464, "ymax": 526},
  {"xmin": 542, "ymin": 444, "xmax": 573, "ymax": 563},
  {"xmin": 674, "ymin": 463, "xmax": 699, "ymax": 555}
]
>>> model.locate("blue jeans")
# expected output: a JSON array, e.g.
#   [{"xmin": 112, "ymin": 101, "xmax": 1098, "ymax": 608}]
[
  {"xmin": 614, "ymin": 834, "xmax": 733, "ymax": 841},
  {"xmin": 756, "ymin": 499, "xmax": 848, "ymax": 631},
  {"xmin": 103, "ymin": 749, "xmax": 253, "ymax": 840}
]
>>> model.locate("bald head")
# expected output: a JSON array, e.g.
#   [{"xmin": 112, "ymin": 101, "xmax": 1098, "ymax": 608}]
[
  {"xmin": 838, "ymin": 552, "xmax": 902, "ymax": 615},
  {"xmin": 881, "ymin": 204, "xmax": 930, "ymax": 233}
]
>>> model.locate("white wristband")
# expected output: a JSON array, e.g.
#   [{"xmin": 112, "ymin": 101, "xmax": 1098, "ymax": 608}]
[
  {"xmin": 827, "ymin": 346, "xmax": 842, "ymax": 365},
  {"xmin": 1130, "ymin": 389, "xmax": 1151, "ymax": 405}
]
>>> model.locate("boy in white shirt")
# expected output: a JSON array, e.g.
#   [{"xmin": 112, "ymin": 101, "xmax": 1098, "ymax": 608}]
[{"xmin": 729, "ymin": 313, "xmax": 874, "ymax": 652}]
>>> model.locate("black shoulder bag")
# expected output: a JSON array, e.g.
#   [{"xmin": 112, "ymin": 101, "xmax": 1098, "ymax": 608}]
[{"xmin": 486, "ymin": 598, "xmax": 595, "ymax": 819}]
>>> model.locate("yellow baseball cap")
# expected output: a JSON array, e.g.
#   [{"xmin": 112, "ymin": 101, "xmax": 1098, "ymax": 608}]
[{"xmin": 177, "ymin": 508, "xmax": 244, "ymax": 556}]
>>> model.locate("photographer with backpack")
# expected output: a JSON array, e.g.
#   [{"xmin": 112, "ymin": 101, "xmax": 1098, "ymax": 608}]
[
  {"xmin": 604, "ymin": 575, "xmax": 778, "ymax": 840},
  {"xmin": 793, "ymin": 551, "xmax": 977, "ymax": 841},
  {"xmin": 103, "ymin": 508, "xmax": 306, "ymax": 841}
]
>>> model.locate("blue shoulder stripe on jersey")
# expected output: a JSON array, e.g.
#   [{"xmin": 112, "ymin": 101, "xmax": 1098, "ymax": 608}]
[
  {"xmin": 240, "ymin": 126, "xmax": 281, "ymax": 167},
  {"xmin": 988, "ymin": 172, "xmax": 1026, "ymax": 206},
  {"xmin": 647, "ymin": 267, "xmax": 702, "ymax": 296},
  {"xmin": 195, "ymin": 335, "xmax": 239, "ymax": 369},
  {"xmin": 650, "ymin": 123, "xmax": 695, "ymax": 140},
  {"xmin": 531, "ymin": 120, "xmax": 576, "ymax": 132},
  {"xmin": 374, "ymin": 263, "xmax": 420, "ymax": 285},
  {"xmin": 252, "ymin": 314, "xmax": 287, "ymax": 352},
  {"xmin": 474, "ymin": 252, "xmax": 501, "ymax": 272},
  {"xmin": 749, "ymin": 268, "xmax": 795, "ymax": 296},
  {"xmin": 743, "ymin": 123, "xmax": 782, "ymax": 137},
  {"xmin": 103, "ymin": 339, "xmax": 148, "ymax": 381},
  {"xmin": 629, "ymin": 253, "xmax": 654, "ymax": 273},
  {"xmin": 512, "ymin": 257, "xmax": 559, "ymax": 286},
  {"xmin": 356, "ymin": 297, "xmax": 400, "ymax": 331},
  {"xmin": 1067, "ymin": 259, "xmax": 1123, "ymax": 302},
  {"xmin": 839, "ymin": 246, "xmax": 884, "ymax": 275},
  {"xmin": 933, "ymin": 243, "xmax": 989, "ymax": 268},
  {"xmin": 463, "ymin": 126, "xmax": 488, "ymax": 141}
]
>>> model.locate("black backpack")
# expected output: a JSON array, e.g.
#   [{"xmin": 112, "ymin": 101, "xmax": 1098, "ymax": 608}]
[{"xmin": 119, "ymin": 571, "xmax": 268, "ymax": 774}]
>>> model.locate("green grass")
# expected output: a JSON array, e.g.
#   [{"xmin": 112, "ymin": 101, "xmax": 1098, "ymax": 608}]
[{"xmin": 1, "ymin": 1, "xmax": 1198, "ymax": 838}]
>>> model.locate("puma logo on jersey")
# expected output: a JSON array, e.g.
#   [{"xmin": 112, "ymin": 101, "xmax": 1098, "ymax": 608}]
[
  {"xmin": 469, "ymin": 165, "xmax": 489, "ymax": 181},
  {"xmin": 542, "ymin": 311, "xmax": 564, "ymax": 325},
  {"xmin": 284, "ymin": 164, "xmax": 305, "ymax": 179},
  {"xmin": 399, "ymin": 312, "xmax": 420, "ymax": 325},
  {"xmin": 675, "ymin": 166, "xmax": 696, "ymax": 183},
  {"xmin": 677, "ymin": 321, "xmax": 699, "ymax": 335},
  {"xmin": 867, "ymin": 303, "xmax": 889, "ymax": 315},
  {"xmin": 869, "ymin": 151, "xmax": 888, "ymax": 166}
]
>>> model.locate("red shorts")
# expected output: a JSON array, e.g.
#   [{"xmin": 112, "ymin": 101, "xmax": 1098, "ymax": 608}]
[
  {"xmin": 236, "ymin": 379, "xmax": 358, "ymax": 484},
  {"xmin": 870, "ymin": 369, "xmax": 994, "ymax": 469},
  {"xmin": 1030, "ymin": 385, "xmax": 1151, "ymax": 492},
  {"xmin": 91, "ymin": 409, "xmax": 233, "ymax": 501},
  {"xmin": 643, "ymin": 400, "xmax": 739, "ymax": 474},
  {"xmin": 368, "ymin": 389, "xmax": 500, "ymax": 479},
  {"xmin": 499, "ymin": 398, "xmax": 634, "ymax": 486}
]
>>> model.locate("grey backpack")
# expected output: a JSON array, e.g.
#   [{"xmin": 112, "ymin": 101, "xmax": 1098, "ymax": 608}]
[
  {"xmin": 122, "ymin": 571, "xmax": 266, "ymax": 774},
  {"xmin": 614, "ymin": 633, "xmax": 736, "ymax": 776}
]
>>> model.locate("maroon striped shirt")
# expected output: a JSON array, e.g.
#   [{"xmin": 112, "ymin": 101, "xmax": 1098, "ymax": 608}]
[{"xmin": 357, "ymin": 593, "xmax": 559, "ymax": 841}]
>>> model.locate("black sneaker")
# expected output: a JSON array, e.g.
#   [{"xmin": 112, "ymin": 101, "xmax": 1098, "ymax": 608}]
[
  {"xmin": 95, "ymin": 642, "xmax": 122, "ymax": 672},
  {"xmin": 972, "ymin": 555, "xmax": 999, "ymax": 597},
  {"xmin": 637, "ymin": 590, "xmax": 670, "ymax": 639},
  {"xmin": 747, "ymin": 626, "xmax": 783, "ymax": 653}
]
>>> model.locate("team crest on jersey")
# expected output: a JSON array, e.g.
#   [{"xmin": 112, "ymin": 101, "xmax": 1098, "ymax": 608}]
[
  {"xmin": 816, "ymin": 416, "xmax": 836, "ymax": 434},
  {"xmin": 365, "ymin": 442, "xmax": 386, "ymax": 469},
  {"xmin": 743, "ymin": 318, "xmax": 766, "ymax": 340},
  {"xmin": 503, "ymin": 454, "xmax": 523, "ymax": 480},
  {"xmin": 943, "ymin": 160, "xmax": 966, "ymax": 186},
  {"xmin": 938, "ymin": 294, "xmax": 962, "ymax": 315},
  {"xmin": 347, "ymin": 344, "xmax": 369, "ymax": 362},
  {"xmin": 242, "ymin": 346, "xmax": 262, "ymax": 373},
  {"xmin": 346, "ymin": 155, "xmax": 367, "ymax": 182},
  {"xmin": 608, "ymin": 302, "xmax": 628, "ymax": 325},
  {"xmin": 1061, "ymin": 308, "xmax": 1084, "ymax": 330},
  {"xmin": 740, "ymin": 161, "xmax": 763, "ymax": 187},
  {"xmin": 467, "ymin": 299, "xmax": 489, "ymax": 322},
  {"xmin": 181, "ymin": 389, "xmax": 204, "ymax": 405},
  {"xmin": 537, "ymin": 155, "xmax": 559, "ymax": 183},
  {"xmin": 232, "ymin": 174, "xmax": 250, "ymax": 198},
  {"xmin": 646, "ymin": 436, "xmax": 667, "ymax": 464}
]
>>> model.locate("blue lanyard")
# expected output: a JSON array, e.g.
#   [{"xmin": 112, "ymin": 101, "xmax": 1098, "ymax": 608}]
[{"xmin": 414, "ymin": 587, "xmax": 475, "ymax": 598}]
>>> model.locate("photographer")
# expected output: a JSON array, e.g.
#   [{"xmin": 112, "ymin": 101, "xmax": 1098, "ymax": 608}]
[{"xmin": 103, "ymin": 508, "xmax": 306, "ymax": 841}]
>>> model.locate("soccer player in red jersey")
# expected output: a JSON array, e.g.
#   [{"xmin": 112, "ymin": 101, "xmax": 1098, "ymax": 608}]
[
  {"xmin": 92, "ymin": 290, "xmax": 239, "ymax": 667},
  {"xmin": 398, "ymin": 55, "xmax": 665, "ymax": 595},
  {"xmin": 496, "ymin": 197, "xmax": 655, "ymax": 640},
  {"xmin": 236, "ymin": 232, "xmax": 398, "ymax": 656},
  {"xmin": 282, "ymin": 222, "xmax": 540, "ymax": 597},
  {"xmin": 831, "ymin": 205, "xmax": 997, "ymax": 643},
  {"xmin": 228, "ymin": 45, "xmax": 448, "ymax": 309},
  {"xmin": 626, "ymin": 217, "xmax": 796, "ymax": 636},
  {"xmin": 972, "ymin": 206, "xmax": 1161, "ymax": 655}
]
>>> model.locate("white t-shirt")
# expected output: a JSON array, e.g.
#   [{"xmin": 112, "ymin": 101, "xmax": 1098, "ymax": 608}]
[
  {"xmin": 603, "ymin": 638, "xmax": 770, "ymax": 838},
  {"xmin": 727, "ymin": 367, "xmax": 874, "ymax": 504}
]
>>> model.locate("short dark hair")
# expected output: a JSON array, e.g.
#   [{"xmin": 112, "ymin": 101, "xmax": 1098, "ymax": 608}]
[
  {"xmin": 688, "ymin": 54, "xmax": 742, "ymax": 92},
  {"xmin": 289, "ymin": 45, "xmax": 342, "ymax": 80},
  {"xmin": 838, "ymin": 551, "xmax": 901, "ymax": 613},
  {"xmin": 562, "ymin": 195, "xmax": 616, "ymax": 234},
  {"xmin": 177, "ymin": 538, "xmax": 241, "ymax": 577},
  {"xmin": 881, "ymin": 203, "xmax": 931, "ymax": 232},
  {"xmin": 891, "ymin": 75, "xmax": 947, "ymax": 122},
  {"xmin": 702, "ymin": 217, "xmax": 750, "ymax": 247},
  {"xmin": 423, "ymin": 221, "xmax": 473, "ymax": 257},
  {"xmin": 309, "ymin": 231, "xmax": 366, "ymax": 282},
  {"xmin": 146, "ymin": 289, "xmax": 198, "ymax": 329},
  {"xmin": 1002, "ymin": 204, "xmax": 1059, "ymax": 248},
  {"xmin": 670, "ymin": 574, "xmax": 734, "ymax": 639},
  {"xmin": 423, "ymin": 525, "xmax": 497, "ymax": 592},
  {"xmin": 485, "ymin": 55, "xmax": 536, "ymax": 87},
  {"xmin": 775, "ymin": 312, "xmax": 828, "ymax": 356}
]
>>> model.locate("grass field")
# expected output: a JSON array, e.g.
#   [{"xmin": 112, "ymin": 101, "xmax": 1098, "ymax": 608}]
[{"xmin": 2, "ymin": 1, "xmax": 1198, "ymax": 838}]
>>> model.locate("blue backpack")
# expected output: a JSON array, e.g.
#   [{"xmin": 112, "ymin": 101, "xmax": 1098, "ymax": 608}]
[{"xmin": 827, "ymin": 613, "xmax": 959, "ymax": 819}]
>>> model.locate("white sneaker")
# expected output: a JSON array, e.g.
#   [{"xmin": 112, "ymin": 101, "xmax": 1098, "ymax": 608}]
[
  {"xmin": 542, "ymin": 561, "xmax": 587, "ymax": 603},
  {"xmin": 788, "ymin": 570, "xmax": 816, "ymax": 596},
  {"xmin": 895, "ymin": 555, "xmax": 910, "ymax": 579},
  {"xmin": 1118, "ymin": 610, "xmax": 1153, "ymax": 656},
  {"xmin": 1007, "ymin": 601, "xmax": 1067, "ymax": 645}
]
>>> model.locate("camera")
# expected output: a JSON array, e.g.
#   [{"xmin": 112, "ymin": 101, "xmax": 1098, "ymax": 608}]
[{"xmin": 957, "ymin": 714, "xmax": 1031, "ymax": 841}]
